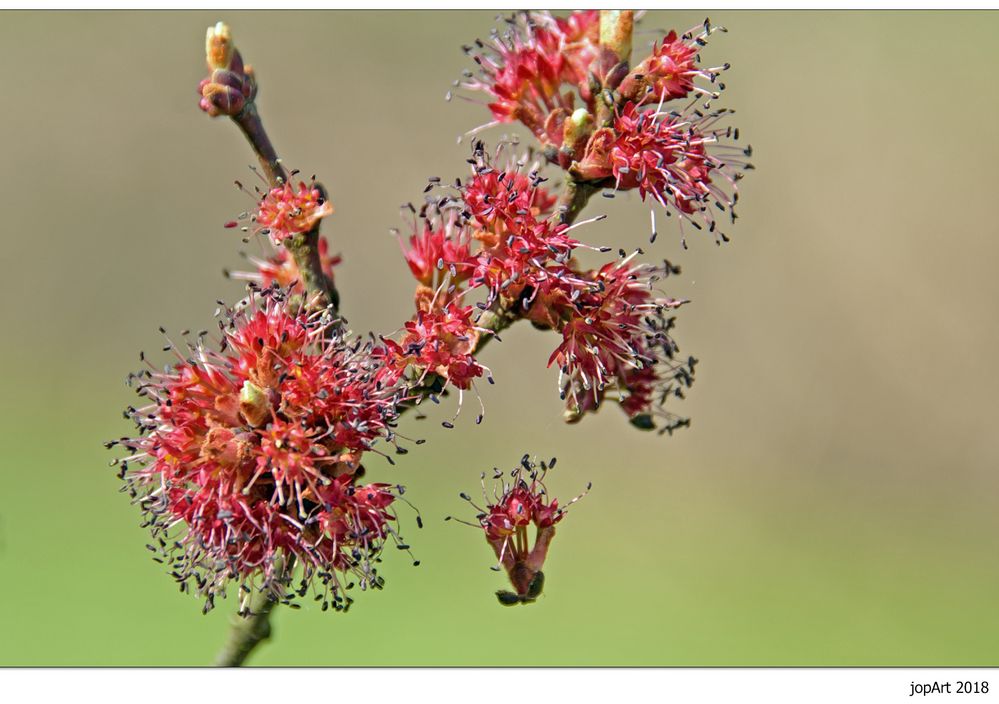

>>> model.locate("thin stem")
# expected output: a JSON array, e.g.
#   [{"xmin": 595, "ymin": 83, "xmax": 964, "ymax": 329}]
[
  {"xmin": 234, "ymin": 103, "xmax": 286, "ymax": 186},
  {"xmin": 556, "ymin": 178, "xmax": 601, "ymax": 226},
  {"xmin": 213, "ymin": 592, "xmax": 277, "ymax": 667},
  {"xmin": 213, "ymin": 556, "xmax": 292, "ymax": 667},
  {"xmin": 232, "ymin": 103, "xmax": 338, "ymax": 311}
]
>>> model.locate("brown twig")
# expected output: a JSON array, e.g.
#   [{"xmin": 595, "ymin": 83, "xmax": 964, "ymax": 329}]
[{"xmin": 231, "ymin": 96, "xmax": 339, "ymax": 311}]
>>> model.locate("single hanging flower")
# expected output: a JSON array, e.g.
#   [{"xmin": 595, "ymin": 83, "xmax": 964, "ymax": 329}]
[{"xmin": 452, "ymin": 455, "xmax": 588, "ymax": 605}]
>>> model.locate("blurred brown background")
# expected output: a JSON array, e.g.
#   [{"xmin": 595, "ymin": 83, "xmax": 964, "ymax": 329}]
[{"xmin": 0, "ymin": 10, "xmax": 996, "ymax": 665}]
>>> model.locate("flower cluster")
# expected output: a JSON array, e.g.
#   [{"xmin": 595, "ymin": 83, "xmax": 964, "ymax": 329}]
[
  {"xmin": 385, "ymin": 149, "xmax": 564, "ymax": 416},
  {"xmin": 383, "ymin": 304, "xmax": 486, "ymax": 393},
  {"xmin": 451, "ymin": 455, "xmax": 587, "ymax": 605},
  {"xmin": 115, "ymin": 12, "xmax": 751, "ymax": 623},
  {"xmin": 459, "ymin": 12, "xmax": 601, "ymax": 143},
  {"xmin": 111, "ymin": 287, "xmax": 415, "ymax": 613},
  {"xmin": 392, "ymin": 144, "xmax": 695, "ymax": 432},
  {"xmin": 461, "ymin": 12, "xmax": 751, "ymax": 245},
  {"xmin": 550, "ymin": 255, "xmax": 697, "ymax": 433}
]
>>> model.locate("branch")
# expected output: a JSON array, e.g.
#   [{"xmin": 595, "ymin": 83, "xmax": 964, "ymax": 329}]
[{"xmin": 200, "ymin": 22, "xmax": 338, "ymax": 311}]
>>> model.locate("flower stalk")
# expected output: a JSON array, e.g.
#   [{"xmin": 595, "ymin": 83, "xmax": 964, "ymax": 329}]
[{"xmin": 213, "ymin": 557, "xmax": 290, "ymax": 667}]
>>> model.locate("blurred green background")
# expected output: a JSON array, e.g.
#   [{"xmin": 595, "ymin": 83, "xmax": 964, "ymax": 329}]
[{"xmin": 0, "ymin": 10, "xmax": 996, "ymax": 666}]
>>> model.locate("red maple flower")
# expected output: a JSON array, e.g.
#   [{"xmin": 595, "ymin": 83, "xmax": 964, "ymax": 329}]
[
  {"xmin": 462, "ymin": 160, "xmax": 557, "ymax": 235},
  {"xmin": 398, "ymin": 206, "xmax": 476, "ymax": 289},
  {"xmin": 455, "ymin": 455, "xmax": 587, "ymax": 605},
  {"xmin": 253, "ymin": 178, "xmax": 334, "ymax": 245},
  {"xmin": 459, "ymin": 12, "xmax": 602, "ymax": 141},
  {"xmin": 114, "ymin": 288, "xmax": 413, "ymax": 613},
  {"xmin": 459, "ymin": 149, "xmax": 586, "ymax": 307},
  {"xmin": 390, "ymin": 302, "xmax": 487, "ymax": 391},
  {"xmin": 574, "ymin": 101, "xmax": 750, "ymax": 244},
  {"xmin": 549, "ymin": 256, "xmax": 695, "ymax": 433},
  {"xmin": 619, "ymin": 23, "xmax": 730, "ymax": 104},
  {"xmin": 551, "ymin": 10, "xmax": 601, "ymax": 90}
]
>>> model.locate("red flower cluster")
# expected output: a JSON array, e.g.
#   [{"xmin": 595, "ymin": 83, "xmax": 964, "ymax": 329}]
[
  {"xmin": 618, "ymin": 28, "xmax": 719, "ymax": 104},
  {"xmin": 397, "ymin": 206, "xmax": 476, "ymax": 290},
  {"xmin": 549, "ymin": 256, "xmax": 697, "ymax": 433},
  {"xmin": 119, "ymin": 13, "xmax": 754, "ymax": 620},
  {"xmin": 462, "ymin": 13, "xmax": 751, "ymax": 246},
  {"xmin": 383, "ymin": 303, "xmax": 486, "ymax": 392},
  {"xmin": 460, "ymin": 12, "xmax": 600, "ymax": 140},
  {"xmin": 386, "ymin": 148, "xmax": 565, "ymax": 411},
  {"xmin": 453, "ymin": 455, "xmax": 587, "ymax": 605},
  {"xmin": 392, "ymin": 145, "xmax": 695, "ymax": 433},
  {"xmin": 112, "ymin": 288, "xmax": 414, "ymax": 613},
  {"xmin": 574, "ymin": 101, "xmax": 750, "ymax": 243}
]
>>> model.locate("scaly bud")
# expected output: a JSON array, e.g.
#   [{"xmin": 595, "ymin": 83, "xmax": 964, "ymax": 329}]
[{"xmin": 198, "ymin": 21, "xmax": 256, "ymax": 117}]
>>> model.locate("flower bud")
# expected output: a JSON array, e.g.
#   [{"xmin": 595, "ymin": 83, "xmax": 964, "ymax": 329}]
[
  {"xmin": 561, "ymin": 108, "xmax": 595, "ymax": 162},
  {"xmin": 206, "ymin": 22, "xmax": 234, "ymax": 70},
  {"xmin": 198, "ymin": 21, "xmax": 256, "ymax": 118}
]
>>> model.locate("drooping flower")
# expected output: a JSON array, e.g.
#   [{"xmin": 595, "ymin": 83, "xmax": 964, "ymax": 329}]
[
  {"xmin": 549, "ymin": 254, "xmax": 696, "ymax": 433},
  {"xmin": 111, "ymin": 287, "xmax": 414, "ymax": 614},
  {"xmin": 452, "ymin": 455, "xmax": 587, "ymax": 605}
]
